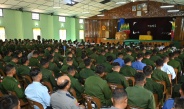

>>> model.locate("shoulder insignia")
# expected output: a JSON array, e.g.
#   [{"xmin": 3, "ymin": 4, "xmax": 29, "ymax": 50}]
[{"xmin": 66, "ymin": 93, "xmax": 74, "ymax": 99}]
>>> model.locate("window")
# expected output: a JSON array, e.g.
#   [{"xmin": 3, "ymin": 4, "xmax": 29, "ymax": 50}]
[
  {"xmin": 32, "ymin": 13, "xmax": 40, "ymax": 20},
  {"xmin": 59, "ymin": 16, "xmax": 65, "ymax": 22},
  {"xmin": 0, "ymin": 9, "xmax": 3, "ymax": 17},
  {"xmin": 0, "ymin": 27, "xmax": 5, "ymax": 41},
  {"xmin": 79, "ymin": 30, "xmax": 84, "ymax": 39},
  {"xmin": 59, "ymin": 29, "xmax": 66, "ymax": 40},
  {"xmin": 79, "ymin": 19, "xmax": 84, "ymax": 24},
  {"xmin": 33, "ymin": 28, "xmax": 41, "ymax": 40}
]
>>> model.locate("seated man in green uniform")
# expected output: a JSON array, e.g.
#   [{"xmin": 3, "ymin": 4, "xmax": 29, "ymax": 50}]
[
  {"xmin": 96, "ymin": 50, "xmax": 106, "ymax": 64},
  {"xmin": 143, "ymin": 65, "xmax": 163, "ymax": 102},
  {"xmin": 142, "ymin": 52, "xmax": 155, "ymax": 69},
  {"xmin": 29, "ymin": 50, "xmax": 40, "ymax": 67},
  {"xmin": 84, "ymin": 64, "xmax": 112, "ymax": 107},
  {"xmin": 61, "ymin": 57, "xmax": 73, "ymax": 74},
  {"xmin": 67, "ymin": 66, "xmax": 84, "ymax": 99},
  {"xmin": 168, "ymin": 53, "xmax": 181, "ymax": 72},
  {"xmin": 120, "ymin": 58, "xmax": 137, "ymax": 77},
  {"xmin": 152, "ymin": 59, "xmax": 171, "ymax": 89},
  {"xmin": 17, "ymin": 56, "xmax": 30, "ymax": 76},
  {"xmin": 2, "ymin": 64, "xmax": 25, "ymax": 99},
  {"xmin": 102, "ymin": 56, "xmax": 113, "ymax": 73},
  {"xmin": 123, "ymin": 49, "xmax": 134, "ymax": 62},
  {"xmin": 79, "ymin": 58, "xmax": 95, "ymax": 80},
  {"xmin": 106, "ymin": 62, "xmax": 128, "ymax": 89},
  {"xmin": 150, "ymin": 49, "xmax": 161, "ymax": 62},
  {"xmin": 63, "ymin": 52, "xmax": 78, "ymax": 69},
  {"xmin": 125, "ymin": 73, "xmax": 156, "ymax": 109},
  {"xmin": 3, "ymin": 50, "xmax": 12, "ymax": 62},
  {"xmin": 40, "ymin": 58, "xmax": 57, "ymax": 88}
]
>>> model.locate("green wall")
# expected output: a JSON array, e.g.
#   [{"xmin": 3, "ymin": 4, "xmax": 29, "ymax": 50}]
[{"xmin": 0, "ymin": 9, "xmax": 84, "ymax": 41}]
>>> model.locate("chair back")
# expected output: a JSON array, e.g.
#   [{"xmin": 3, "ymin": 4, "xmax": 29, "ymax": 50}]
[
  {"xmin": 155, "ymin": 81, "xmax": 167, "ymax": 94},
  {"xmin": 0, "ymin": 69, "xmax": 5, "ymax": 77},
  {"xmin": 108, "ymin": 83, "xmax": 123, "ymax": 91},
  {"xmin": 167, "ymin": 74, "xmax": 172, "ymax": 83},
  {"xmin": 153, "ymin": 93, "xmax": 161, "ymax": 108},
  {"xmin": 27, "ymin": 99, "xmax": 44, "ymax": 109},
  {"xmin": 82, "ymin": 94, "xmax": 101, "ymax": 109},
  {"xmin": 41, "ymin": 81, "xmax": 53, "ymax": 94},
  {"xmin": 22, "ymin": 75, "xmax": 32, "ymax": 89},
  {"xmin": 69, "ymin": 87, "xmax": 77, "ymax": 98},
  {"xmin": 125, "ymin": 77, "xmax": 135, "ymax": 86},
  {"xmin": 174, "ymin": 68, "xmax": 178, "ymax": 84},
  {"xmin": 0, "ymin": 90, "xmax": 3, "ymax": 97}
]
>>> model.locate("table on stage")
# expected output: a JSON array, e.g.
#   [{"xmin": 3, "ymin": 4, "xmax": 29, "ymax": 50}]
[{"xmin": 139, "ymin": 35, "xmax": 152, "ymax": 40}]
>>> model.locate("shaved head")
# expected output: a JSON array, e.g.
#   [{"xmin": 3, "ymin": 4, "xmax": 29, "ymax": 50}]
[{"xmin": 57, "ymin": 76, "xmax": 71, "ymax": 90}]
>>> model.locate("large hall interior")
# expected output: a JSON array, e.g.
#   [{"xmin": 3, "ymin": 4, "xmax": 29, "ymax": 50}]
[{"xmin": 1, "ymin": 0, "xmax": 184, "ymax": 109}]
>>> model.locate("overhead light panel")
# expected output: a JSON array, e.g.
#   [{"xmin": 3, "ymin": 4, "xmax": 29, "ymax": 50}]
[
  {"xmin": 116, "ymin": 1, "xmax": 126, "ymax": 4},
  {"xmin": 167, "ymin": 9, "xmax": 179, "ymax": 12},
  {"xmin": 160, "ymin": 5, "xmax": 174, "ymax": 8}
]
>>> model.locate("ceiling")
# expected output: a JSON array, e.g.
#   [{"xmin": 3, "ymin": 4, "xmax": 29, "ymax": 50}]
[{"xmin": 0, "ymin": 0, "xmax": 184, "ymax": 18}]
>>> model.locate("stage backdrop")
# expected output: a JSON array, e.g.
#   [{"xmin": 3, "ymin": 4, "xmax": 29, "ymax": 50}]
[{"xmin": 125, "ymin": 17, "xmax": 174, "ymax": 40}]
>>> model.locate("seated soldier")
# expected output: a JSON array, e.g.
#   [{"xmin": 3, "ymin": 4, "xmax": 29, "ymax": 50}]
[
  {"xmin": 106, "ymin": 62, "xmax": 128, "ymax": 88},
  {"xmin": 63, "ymin": 52, "xmax": 78, "ymax": 68},
  {"xmin": 25, "ymin": 68, "xmax": 51, "ymax": 109},
  {"xmin": 143, "ymin": 66, "xmax": 163, "ymax": 102},
  {"xmin": 67, "ymin": 66, "xmax": 84, "ymax": 99},
  {"xmin": 61, "ymin": 57, "xmax": 73, "ymax": 73},
  {"xmin": 102, "ymin": 56, "xmax": 113, "ymax": 73},
  {"xmin": 161, "ymin": 56, "xmax": 176, "ymax": 80},
  {"xmin": 120, "ymin": 58, "xmax": 137, "ymax": 77},
  {"xmin": 84, "ymin": 65, "xmax": 112, "ymax": 107},
  {"xmin": 142, "ymin": 52, "xmax": 155, "ymax": 69},
  {"xmin": 17, "ymin": 56, "xmax": 30, "ymax": 76},
  {"xmin": 131, "ymin": 53, "xmax": 146, "ymax": 72},
  {"xmin": 51, "ymin": 75, "xmax": 85, "ymax": 109},
  {"xmin": 168, "ymin": 53, "xmax": 181, "ymax": 73},
  {"xmin": 150, "ymin": 49, "xmax": 161, "ymax": 62},
  {"xmin": 113, "ymin": 53, "xmax": 124, "ymax": 67},
  {"xmin": 2, "ymin": 64, "xmax": 25, "ymax": 99},
  {"xmin": 173, "ymin": 98, "xmax": 184, "ymax": 109},
  {"xmin": 123, "ymin": 49, "xmax": 134, "ymax": 62},
  {"xmin": 3, "ymin": 50, "xmax": 12, "ymax": 62},
  {"xmin": 79, "ymin": 58, "xmax": 95, "ymax": 80},
  {"xmin": 126, "ymin": 73, "xmax": 155, "ymax": 109},
  {"xmin": 40, "ymin": 58, "xmax": 57, "ymax": 88},
  {"xmin": 96, "ymin": 50, "xmax": 106, "ymax": 64},
  {"xmin": 152, "ymin": 59, "xmax": 171, "ymax": 88},
  {"xmin": 0, "ymin": 95, "xmax": 20, "ymax": 109},
  {"xmin": 109, "ymin": 88, "xmax": 128, "ymax": 109},
  {"xmin": 29, "ymin": 50, "xmax": 40, "ymax": 67}
]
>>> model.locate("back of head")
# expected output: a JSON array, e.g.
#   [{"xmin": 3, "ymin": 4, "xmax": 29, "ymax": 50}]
[
  {"xmin": 5, "ymin": 64, "xmax": 14, "ymax": 74},
  {"xmin": 57, "ymin": 76, "xmax": 70, "ymax": 90},
  {"xmin": 124, "ymin": 58, "xmax": 131, "ymax": 64},
  {"xmin": 156, "ymin": 59, "xmax": 164, "ymax": 67},
  {"xmin": 169, "ymin": 53, "xmax": 174, "ymax": 58},
  {"xmin": 118, "ymin": 53, "xmax": 123, "ymax": 57},
  {"xmin": 136, "ymin": 53, "xmax": 143, "ymax": 60},
  {"xmin": 134, "ymin": 73, "xmax": 146, "ymax": 84},
  {"xmin": 174, "ymin": 98, "xmax": 184, "ymax": 109},
  {"xmin": 106, "ymin": 56, "xmax": 113, "ymax": 62},
  {"xmin": 95, "ymin": 64, "xmax": 105, "ymax": 75},
  {"xmin": 21, "ymin": 56, "xmax": 28, "ymax": 64},
  {"xmin": 33, "ymin": 51, "xmax": 39, "ymax": 55},
  {"xmin": 66, "ymin": 57, "xmax": 73, "ymax": 62},
  {"xmin": 30, "ymin": 68, "xmax": 41, "ymax": 78},
  {"xmin": 112, "ymin": 88, "xmax": 127, "ymax": 101},
  {"xmin": 162, "ymin": 56, "xmax": 169, "ymax": 63},
  {"xmin": 0, "ymin": 95, "xmax": 19, "ymax": 109},
  {"xmin": 40, "ymin": 58, "xmax": 49, "ymax": 66},
  {"xmin": 84, "ymin": 58, "xmax": 91, "ymax": 66},
  {"xmin": 67, "ymin": 66, "xmax": 75, "ymax": 74},
  {"xmin": 143, "ymin": 66, "xmax": 153, "ymax": 76}
]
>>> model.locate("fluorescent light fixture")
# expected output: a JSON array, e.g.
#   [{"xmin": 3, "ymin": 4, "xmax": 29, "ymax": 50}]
[
  {"xmin": 116, "ymin": 2, "xmax": 126, "ymax": 4},
  {"xmin": 82, "ymin": 11, "xmax": 90, "ymax": 14},
  {"xmin": 167, "ymin": 9, "xmax": 179, "ymax": 12},
  {"xmin": 160, "ymin": 5, "xmax": 174, "ymax": 8},
  {"xmin": 53, "ymin": 6, "xmax": 61, "ymax": 8},
  {"xmin": 97, "ymin": 14, "xmax": 104, "ymax": 16}
]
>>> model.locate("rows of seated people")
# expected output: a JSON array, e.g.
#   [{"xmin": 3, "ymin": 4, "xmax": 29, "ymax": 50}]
[{"xmin": 0, "ymin": 39, "xmax": 184, "ymax": 109}]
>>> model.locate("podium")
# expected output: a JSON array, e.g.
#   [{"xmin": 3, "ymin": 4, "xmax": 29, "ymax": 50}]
[{"xmin": 139, "ymin": 35, "xmax": 152, "ymax": 40}]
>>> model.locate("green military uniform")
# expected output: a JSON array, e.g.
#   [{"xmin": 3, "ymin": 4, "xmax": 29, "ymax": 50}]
[
  {"xmin": 41, "ymin": 68, "xmax": 57, "ymax": 87},
  {"xmin": 3, "ymin": 56, "xmax": 11, "ymax": 62},
  {"xmin": 67, "ymin": 74, "xmax": 84, "ymax": 99},
  {"xmin": 123, "ymin": 54, "xmax": 134, "ymax": 61},
  {"xmin": 84, "ymin": 75, "xmax": 112, "ymax": 106},
  {"xmin": 105, "ymin": 71, "xmax": 129, "ymax": 88},
  {"xmin": 49, "ymin": 62, "xmax": 62, "ymax": 78},
  {"xmin": 44, "ymin": 49, "xmax": 51, "ymax": 57},
  {"xmin": 63, "ymin": 58, "xmax": 78, "ymax": 68},
  {"xmin": 96, "ymin": 55, "xmax": 106, "ymax": 64},
  {"xmin": 120, "ymin": 65, "xmax": 137, "ymax": 77},
  {"xmin": 61, "ymin": 64, "xmax": 70, "ymax": 73},
  {"xmin": 29, "ymin": 57, "xmax": 40, "ymax": 67},
  {"xmin": 150, "ymin": 55, "xmax": 161, "ymax": 62},
  {"xmin": 105, "ymin": 52, "xmax": 116, "ymax": 60},
  {"xmin": 102, "ymin": 62, "xmax": 113, "ymax": 73},
  {"xmin": 79, "ymin": 68, "xmax": 95, "ymax": 79},
  {"xmin": 17, "ymin": 65, "xmax": 30, "ymax": 76},
  {"xmin": 151, "ymin": 68, "xmax": 171, "ymax": 88},
  {"xmin": 168, "ymin": 59, "xmax": 181, "ymax": 72},
  {"xmin": 76, "ymin": 48, "xmax": 82, "ymax": 57},
  {"xmin": 126, "ymin": 85, "xmax": 156, "ymax": 109},
  {"xmin": 175, "ymin": 57, "xmax": 183, "ymax": 67},
  {"xmin": 144, "ymin": 78, "xmax": 163, "ymax": 101},
  {"xmin": 89, "ymin": 53, "xmax": 98, "ymax": 61},
  {"xmin": 2, "ymin": 76, "xmax": 25, "ymax": 98},
  {"xmin": 142, "ymin": 58, "xmax": 155, "ymax": 69}
]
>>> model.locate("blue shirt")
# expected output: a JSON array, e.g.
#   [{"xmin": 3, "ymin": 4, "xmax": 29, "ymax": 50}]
[
  {"xmin": 25, "ymin": 82, "xmax": 50, "ymax": 109},
  {"xmin": 113, "ymin": 58, "xmax": 124, "ymax": 67},
  {"xmin": 132, "ymin": 61, "xmax": 146, "ymax": 70},
  {"xmin": 162, "ymin": 98, "xmax": 174, "ymax": 109}
]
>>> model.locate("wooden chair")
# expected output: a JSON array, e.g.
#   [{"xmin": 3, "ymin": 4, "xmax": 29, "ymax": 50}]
[
  {"xmin": 167, "ymin": 74, "xmax": 172, "ymax": 84},
  {"xmin": 41, "ymin": 81, "xmax": 53, "ymax": 94},
  {"xmin": 22, "ymin": 75, "xmax": 32, "ymax": 89},
  {"xmin": 125, "ymin": 77, "xmax": 135, "ymax": 86},
  {"xmin": 82, "ymin": 94, "xmax": 101, "ymax": 109},
  {"xmin": 154, "ymin": 93, "xmax": 161, "ymax": 109},
  {"xmin": 27, "ymin": 98, "xmax": 44, "ymax": 109},
  {"xmin": 0, "ymin": 69, "xmax": 6, "ymax": 77},
  {"xmin": 108, "ymin": 83, "xmax": 123, "ymax": 92},
  {"xmin": 0, "ymin": 90, "xmax": 3, "ymax": 97},
  {"xmin": 69, "ymin": 87, "xmax": 77, "ymax": 98},
  {"xmin": 155, "ymin": 81, "xmax": 167, "ymax": 94},
  {"xmin": 174, "ymin": 68, "xmax": 178, "ymax": 84}
]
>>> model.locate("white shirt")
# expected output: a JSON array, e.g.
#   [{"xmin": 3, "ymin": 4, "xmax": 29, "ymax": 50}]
[
  {"xmin": 25, "ymin": 82, "xmax": 50, "ymax": 109},
  {"xmin": 161, "ymin": 63, "xmax": 176, "ymax": 79}
]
